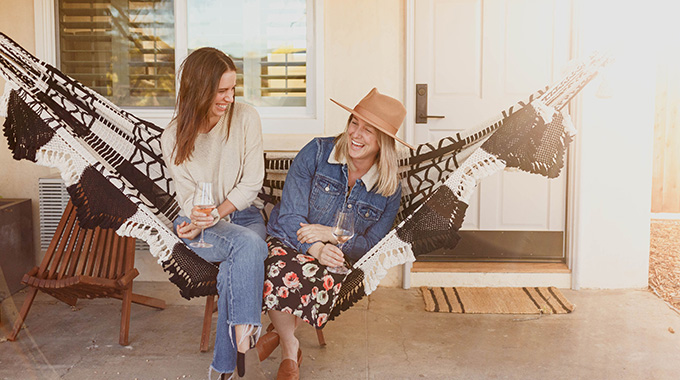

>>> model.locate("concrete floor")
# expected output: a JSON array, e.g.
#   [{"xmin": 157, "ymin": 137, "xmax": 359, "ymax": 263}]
[{"xmin": 1, "ymin": 282, "xmax": 679, "ymax": 380}]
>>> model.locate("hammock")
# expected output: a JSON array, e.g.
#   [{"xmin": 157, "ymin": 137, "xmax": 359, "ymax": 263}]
[{"xmin": 0, "ymin": 32, "xmax": 610, "ymax": 321}]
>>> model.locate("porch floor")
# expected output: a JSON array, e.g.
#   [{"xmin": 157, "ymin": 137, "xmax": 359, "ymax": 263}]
[{"xmin": 1, "ymin": 282, "xmax": 679, "ymax": 379}]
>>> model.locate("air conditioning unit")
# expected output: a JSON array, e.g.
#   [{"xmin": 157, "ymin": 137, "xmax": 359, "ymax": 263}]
[{"xmin": 38, "ymin": 177, "xmax": 149, "ymax": 252}]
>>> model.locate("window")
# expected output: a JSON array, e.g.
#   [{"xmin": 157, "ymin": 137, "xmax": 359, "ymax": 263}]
[
  {"xmin": 58, "ymin": 0, "xmax": 176, "ymax": 107},
  {"xmin": 40, "ymin": 0, "xmax": 323, "ymax": 134},
  {"xmin": 187, "ymin": 0, "xmax": 308, "ymax": 108}
]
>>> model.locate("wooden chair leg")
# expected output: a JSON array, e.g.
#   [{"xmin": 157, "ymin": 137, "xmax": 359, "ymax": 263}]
[
  {"xmin": 316, "ymin": 327, "xmax": 326, "ymax": 347},
  {"xmin": 110, "ymin": 292, "xmax": 166, "ymax": 310},
  {"xmin": 7, "ymin": 287, "xmax": 39, "ymax": 341},
  {"xmin": 200, "ymin": 295, "xmax": 216, "ymax": 352},
  {"xmin": 119, "ymin": 285, "xmax": 133, "ymax": 346}
]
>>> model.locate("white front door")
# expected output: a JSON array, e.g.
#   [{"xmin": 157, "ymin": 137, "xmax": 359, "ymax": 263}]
[{"xmin": 414, "ymin": 0, "xmax": 572, "ymax": 239}]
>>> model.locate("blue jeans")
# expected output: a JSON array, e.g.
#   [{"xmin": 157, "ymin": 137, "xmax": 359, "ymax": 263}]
[{"xmin": 173, "ymin": 205, "xmax": 267, "ymax": 374}]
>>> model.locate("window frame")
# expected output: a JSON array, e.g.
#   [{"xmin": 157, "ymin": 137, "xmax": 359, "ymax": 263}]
[{"xmin": 34, "ymin": 0, "xmax": 324, "ymax": 137}]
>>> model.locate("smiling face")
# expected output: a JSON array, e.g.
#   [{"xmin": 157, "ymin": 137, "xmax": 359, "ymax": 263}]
[
  {"xmin": 207, "ymin": 70, "xmax": 237, "ymax": 127},
  {"xmin": 346, "ymin": 115, "xmax": 381, "ymax": 164}
]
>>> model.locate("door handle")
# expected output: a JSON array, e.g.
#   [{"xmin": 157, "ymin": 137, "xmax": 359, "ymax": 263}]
[{"xmin": 415, "ymin": 83, "xmax": 445, "ymax": 124}]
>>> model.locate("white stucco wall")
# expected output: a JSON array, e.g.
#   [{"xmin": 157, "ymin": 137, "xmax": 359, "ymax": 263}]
[
  {"xmin": 571, "ymin": 0, "xmax": 657, "ymax": 289},
  {"xmin": 0, "ymin": 1, "xmax": 52, "ymax": 266}
]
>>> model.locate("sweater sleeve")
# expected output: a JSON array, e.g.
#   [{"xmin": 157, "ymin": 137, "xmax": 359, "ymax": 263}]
[
  {"xmin": 160, "ymin": 127, "xmax": 196, "ymax": 217},
  {"xmin": 226, "ymin": 105, "xmax": 265, "ymax": 211}
]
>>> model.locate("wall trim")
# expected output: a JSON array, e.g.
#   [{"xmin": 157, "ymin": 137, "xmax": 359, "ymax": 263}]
[
  {"xmin": 402, "ymin": 0, "xmax": 415, "ymax": 289},
  {"xmin": 34, "ymin": 0, "xmax": 56, "ymax": 63}
]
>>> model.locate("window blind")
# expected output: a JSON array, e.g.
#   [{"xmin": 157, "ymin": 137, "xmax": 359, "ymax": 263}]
[{"xmin": 58, "ymin": 0, "xmax": 175, "ymax": 107}]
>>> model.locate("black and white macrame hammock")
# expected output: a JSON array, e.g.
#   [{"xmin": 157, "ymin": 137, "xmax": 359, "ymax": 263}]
[{"xmin": 0, "ymin": 32, "xmax": 610, "ymax": 322}]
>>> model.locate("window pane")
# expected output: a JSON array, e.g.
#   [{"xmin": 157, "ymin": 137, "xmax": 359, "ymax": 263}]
[
  {"xmin": 187, "ymin": 0, "xmax": 307, "ymax": 107},
  {"xmin": 58, "ymin": 0, "xmax": 176, "ymax": 107}
]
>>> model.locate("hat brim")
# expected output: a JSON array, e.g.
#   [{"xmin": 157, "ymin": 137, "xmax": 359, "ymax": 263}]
[{"xmin": 330, "ymin": 98, "xmax": 415, "ymax": 150}]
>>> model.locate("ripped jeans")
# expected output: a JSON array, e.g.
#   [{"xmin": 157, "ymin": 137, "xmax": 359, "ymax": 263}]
[{"xmin": 173, "ymin": 205, "xmax": 267, "ymax": 374}]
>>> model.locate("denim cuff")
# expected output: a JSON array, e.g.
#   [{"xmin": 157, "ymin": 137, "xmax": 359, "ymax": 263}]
[{"xmin": 297, "ymin": 241, "xmax": 313, "ymax": 254}]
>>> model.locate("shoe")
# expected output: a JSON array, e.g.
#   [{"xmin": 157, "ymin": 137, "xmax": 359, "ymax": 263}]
[
  {"xmin": 276, "ymin": 359, "xmax": 299, "ymax": 380},
  {"xmin": 255, "ymin": 330, "xmax": 280, "ymax": 361},
  {"xmin": 276, "ymin": 348, "xmax": 302, "ymax": 380},
  {"xmin": 237, "ymin": 326, "xmax": 261, "ymax": 377},
  {"xmin": 236, "ymin": 351, "xmax": 246, "ymax": 377},
  {"xmin": 235, "ymin": 348, "xmax": 267, "ymax": 380}
]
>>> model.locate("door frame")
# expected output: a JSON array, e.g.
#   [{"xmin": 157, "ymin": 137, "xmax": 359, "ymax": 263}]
[{"xmin": 402, "ymin": 0, "xmax": 580, "ymax": 289}]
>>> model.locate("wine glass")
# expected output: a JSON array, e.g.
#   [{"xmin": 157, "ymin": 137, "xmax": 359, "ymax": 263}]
[
  {"xmin": 328, "ymin": 210, "xmax": 354, "ymax": 274},
  {"xmin": 190, "ymin": 182, "xmax": 215, "ymax": 248}
]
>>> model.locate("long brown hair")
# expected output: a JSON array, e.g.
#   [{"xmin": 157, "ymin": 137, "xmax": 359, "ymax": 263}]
[
  {"xmin": 334, "ymin": 115, "xmax": 399, "ymax": 197},
  {"xmin": 172, "ymin": 47, "xmax": 237, "ymax": 165}
]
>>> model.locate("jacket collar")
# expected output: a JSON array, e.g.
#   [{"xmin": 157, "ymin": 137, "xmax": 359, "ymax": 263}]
[{"xmin": 328, "ymin": 146, "xmax": 379, "ymax": 192}]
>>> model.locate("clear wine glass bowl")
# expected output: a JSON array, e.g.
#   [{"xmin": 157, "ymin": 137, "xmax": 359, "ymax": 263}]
[
  {"xmin": 328, "ymin": 210, "xmax": 354, "ymax": 275},
  {"xmin": 190, "ymin": 182, "xmax": 215, "ymax": 248}
]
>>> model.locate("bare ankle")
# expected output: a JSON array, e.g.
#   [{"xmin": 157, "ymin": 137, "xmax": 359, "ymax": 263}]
[{"xmin": 280, "ymin": 337, "xmax": 299, "ymax": 361}]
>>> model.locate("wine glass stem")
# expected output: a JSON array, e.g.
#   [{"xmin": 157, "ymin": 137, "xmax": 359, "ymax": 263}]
[{"xmin": 200, "ymin": 228, "xmax": 205, "ymax": 243}]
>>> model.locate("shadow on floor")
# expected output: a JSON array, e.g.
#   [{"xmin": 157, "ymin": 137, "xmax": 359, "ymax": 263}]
[{"xmin": 1, "ymin": 282, "xmax": 679, "ymax": 380}]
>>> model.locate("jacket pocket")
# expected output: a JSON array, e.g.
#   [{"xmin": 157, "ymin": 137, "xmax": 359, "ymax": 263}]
[
  {"xmin": 355, "ymin": 201, "xmax": 384, "ymax": 232},
  {"xmin": 309, "ymin": 174, "xmax": 343, "ymax": 216}
]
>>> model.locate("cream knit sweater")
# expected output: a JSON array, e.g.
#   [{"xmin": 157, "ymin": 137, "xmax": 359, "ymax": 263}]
[{"xmin": 161, "ymin": 102, "xmax": 264, "ymax": 221}]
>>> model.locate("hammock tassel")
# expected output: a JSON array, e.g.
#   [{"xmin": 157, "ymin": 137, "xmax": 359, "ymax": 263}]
[{"xmin": 0, "ymin": 80, "xmax": 16, "ymax": 117}]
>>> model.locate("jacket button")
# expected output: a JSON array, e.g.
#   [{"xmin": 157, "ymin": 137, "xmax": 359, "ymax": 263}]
[
  {"xmin": 325, "ymin": 186, "xmax": 330, "ymax": 191},
  {"xmin": 347, "ymin": 204, "xmax": 352, "ymax": 209}
]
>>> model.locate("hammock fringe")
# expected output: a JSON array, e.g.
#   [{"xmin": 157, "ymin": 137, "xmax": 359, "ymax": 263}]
[
  {"xmin": 162, "ymin": 243, "xmax": 219, "ymax": 299},
  {"xmin": 0, "ymin": 80, "xmax": 15, "ymax": 117}
]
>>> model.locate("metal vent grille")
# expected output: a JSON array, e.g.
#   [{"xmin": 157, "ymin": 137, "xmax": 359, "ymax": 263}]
[{"xmin": 38, "ymin": 177, "xmax": 149, "ymax": 251}]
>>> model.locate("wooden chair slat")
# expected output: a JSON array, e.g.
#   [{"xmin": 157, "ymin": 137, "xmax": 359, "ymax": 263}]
[
  {"xmin": 45, "ymin": 206, "xmax": 78, "ymax": 279},
  {"xmin": 56, "ymin": 224, "xmax": 83, "ymax": 280},
  {"xmin": 67, "ymin": 228, "xmax": 92, "ymax": 277},
  {"xmin": 107, "ymin": 231, "xmax": 120, "ymax": 279},
  {"xmin": 37, "ymin": 202, "xmax": 74, "ymax": 276},
  {"xmin": 88, "ymin": 227, "xmax": 109, "ymax": 277},
  {"xmin": 80, "ymin": 227, "xmax": 100, "ymax": 276}
]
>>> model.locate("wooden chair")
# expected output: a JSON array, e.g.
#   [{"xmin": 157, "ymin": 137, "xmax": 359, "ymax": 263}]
[{"xmin": 7, "ymin": 201, "xmax": 166, "ymax": 346}]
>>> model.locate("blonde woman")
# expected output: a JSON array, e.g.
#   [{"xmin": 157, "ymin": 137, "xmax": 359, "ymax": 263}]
[{"xmin": 257, "ymin": 88, "xmax": 411, "ymax": 380}]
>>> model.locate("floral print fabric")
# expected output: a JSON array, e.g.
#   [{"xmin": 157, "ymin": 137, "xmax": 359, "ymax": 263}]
[{"xmin": 262, "ymin": 237, "xmax": 345, "ymax": 328}]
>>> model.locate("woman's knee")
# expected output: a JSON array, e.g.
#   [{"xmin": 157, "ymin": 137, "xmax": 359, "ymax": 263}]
[{"xmin": 232, "ymin": 229, "xmax": 268, "ymax": 260}]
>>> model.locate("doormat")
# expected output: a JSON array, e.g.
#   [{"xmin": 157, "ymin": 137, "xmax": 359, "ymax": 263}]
[{"xmin": 420, "ymin": 286, "xmax": 574, "ymax": 314}]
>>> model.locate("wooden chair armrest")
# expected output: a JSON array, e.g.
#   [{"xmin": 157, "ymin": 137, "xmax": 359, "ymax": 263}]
[{"xmin": 116, "ymin": 268, "xmax": 140, "ymax": 288}]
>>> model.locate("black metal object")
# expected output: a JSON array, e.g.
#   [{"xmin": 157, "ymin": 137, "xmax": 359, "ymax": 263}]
[
  {"xmin": 415, "ymin": 83, "xmax": 445, "ymax": 124},
  {"xmin": 0, "ymin": 199, "xmax": 35, "ymax": 300},
  {"xmin": 416, "ymin": 230, "xmax": 565, "ymax": 263}
]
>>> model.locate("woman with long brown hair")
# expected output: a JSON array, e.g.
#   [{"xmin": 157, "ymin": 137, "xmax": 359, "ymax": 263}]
[{"xmin": 161, "ymin": 47, "xmax": 267, "ymax": 379}]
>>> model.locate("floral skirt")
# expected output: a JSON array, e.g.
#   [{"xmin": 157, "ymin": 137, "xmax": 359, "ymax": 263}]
[{"xmin": 262, "ymin": 237, "xmax": 346, "ymax": 328}]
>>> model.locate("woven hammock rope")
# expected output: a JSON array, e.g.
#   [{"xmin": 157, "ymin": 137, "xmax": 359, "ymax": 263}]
[{"xmin": 0, "ymin": 32, "xmax": 610, "ymax": 321}]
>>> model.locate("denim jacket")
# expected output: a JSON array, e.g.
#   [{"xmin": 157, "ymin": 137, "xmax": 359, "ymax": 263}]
[{"xmin": 267, "ymin": 137, "xmax": 401, "ymax": 261}]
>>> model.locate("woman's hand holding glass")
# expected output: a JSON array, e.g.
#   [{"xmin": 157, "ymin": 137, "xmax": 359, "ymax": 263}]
[
  {"xmin": 327, "ymin": 211, "xmax": 354, "ymax": 274},
  {"xmin": 308, "ymin": 243, "xmax": 345, "ymax": 267},
  {"xmin": 190, "ymin": 205, "xmax": 219, "ymax": 228},
  {"xmin": 296, "ymin": 223, "xmax": 336, "ymax": 244},
  {"xmin": 296, "ymin": 211, "xmax": 354, "ymax": 274},
  {"xmin": 190, "ymin": 182, "xmax": 217, "ymax": 248}
]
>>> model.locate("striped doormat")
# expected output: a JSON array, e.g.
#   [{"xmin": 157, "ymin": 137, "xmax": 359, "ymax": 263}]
[{"xmin": 420, "ymin": 286, "xmax": 574, "ymax": 314}]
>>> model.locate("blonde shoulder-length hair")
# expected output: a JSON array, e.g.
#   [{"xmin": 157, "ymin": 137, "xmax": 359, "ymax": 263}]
[{"xmin": 334, "ymin": 115, "xmax": 400, "ymax": 197}]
